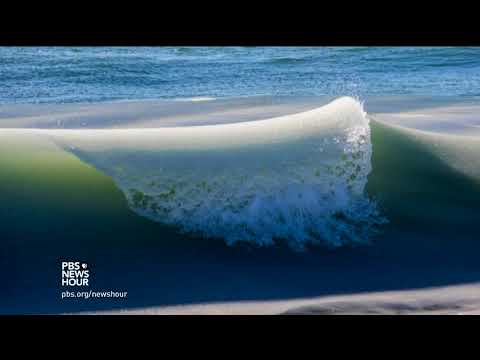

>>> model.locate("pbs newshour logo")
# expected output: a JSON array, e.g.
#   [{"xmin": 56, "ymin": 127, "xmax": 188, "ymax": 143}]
[{"xmin": 61, "ymin": 261, "xmax": 90, "ymax": 286}]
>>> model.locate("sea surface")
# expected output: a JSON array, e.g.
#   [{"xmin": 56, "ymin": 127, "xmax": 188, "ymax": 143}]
[
  {"xmin": 1, "ymin": 47, "xmax": 480, "ymax": 314},
  {"xmin": 1, "ymin": 47, "xmax": 480, "ymax": 104}
]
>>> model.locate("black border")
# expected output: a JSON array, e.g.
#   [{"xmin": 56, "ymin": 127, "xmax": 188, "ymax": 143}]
[
  {"xmin": 3, "ymin": 315, "xmax": 479, "ymax": 351},
  {"xmin": 3, "ymin": 3, "xmax": 480, "ymax": 45},
  {"xmin": 1, "ymin": 30, "xmax": 479, "ymax": 46}
]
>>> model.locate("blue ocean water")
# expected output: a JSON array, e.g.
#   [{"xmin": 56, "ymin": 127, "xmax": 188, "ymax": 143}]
[{"xmin": 1, "ymin": 47, "xmax": 480, "ymax": 104}]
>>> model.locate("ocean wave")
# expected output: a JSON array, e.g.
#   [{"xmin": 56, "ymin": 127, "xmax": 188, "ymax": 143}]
[{"xmin": 46, "ymin": 97, "xmax": 385, "ymax": 249}]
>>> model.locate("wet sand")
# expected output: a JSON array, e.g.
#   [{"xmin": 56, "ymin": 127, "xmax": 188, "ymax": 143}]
[{"xmin": 91, "ymin": 283, "xmax": 480, "ymax": 315}]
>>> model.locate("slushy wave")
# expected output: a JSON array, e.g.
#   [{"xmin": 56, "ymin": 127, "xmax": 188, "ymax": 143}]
[{"xmin": 46, "ymin": 97, "xmax": 386, "ymax": 249}]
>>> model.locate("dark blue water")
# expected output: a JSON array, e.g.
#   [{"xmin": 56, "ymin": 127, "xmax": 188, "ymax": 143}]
[{"xmin": 1, "ymin": 47, "xmax": 480, "ymax": 104}]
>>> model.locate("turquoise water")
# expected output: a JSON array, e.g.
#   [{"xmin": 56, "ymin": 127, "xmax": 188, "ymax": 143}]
[{"xmin": 1, "ymin": 47, "xmax": 480, "ymax": 104}]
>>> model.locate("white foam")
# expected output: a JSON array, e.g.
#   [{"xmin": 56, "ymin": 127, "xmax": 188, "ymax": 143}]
[
  {"xmin": 173, "ymin": 96, "xmax": 216, "ymax": 102},
  {"xmin": 31, "ymin": 96, "xmax": 384, "ymax": 249}
]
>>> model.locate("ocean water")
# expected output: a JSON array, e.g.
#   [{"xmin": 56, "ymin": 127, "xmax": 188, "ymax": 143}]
[
  {"xmin": 3, "ymin": 98, "xmax": 480, "ymax": 314},
  {"xmin": 2, "ymin": 47, "xmax": 480, "ymax": 314},
  {"xmin": 1, "ymin": 47, "xmax": 480, "ymax": 104}
]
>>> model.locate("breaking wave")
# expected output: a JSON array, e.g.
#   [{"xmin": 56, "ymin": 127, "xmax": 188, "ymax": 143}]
[{"xmin": 48, "ymin": 97, "xmax": 385, "ymax": 249}]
